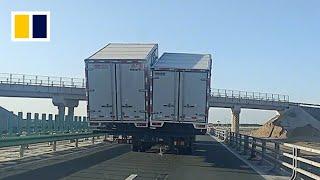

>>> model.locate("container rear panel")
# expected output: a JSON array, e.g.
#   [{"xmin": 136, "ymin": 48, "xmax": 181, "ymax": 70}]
[
  {"xmin": 87, "ymin": 63, "xmax": 116, "ymax": 121},
  {"xmin": 152, "ymin": 71, "xmax": 178, "ymax": 121},
  {"xmin": 152, "ymin": 70, "xmax": 209, "ymax": 124},
  {"xmin": 179, "ymin": 72, "xmax": 208, "ymax": 123},
  {"xmin": 117, "ymin": 63, "xmax": 146, "ymax": 121}
]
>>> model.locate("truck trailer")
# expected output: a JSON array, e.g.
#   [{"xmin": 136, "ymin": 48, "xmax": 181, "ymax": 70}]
[
  {"xmin": 149, "ymin": 53, "xmax": 212, "ymax": 153},
  {"xmin": 85, "ymin": 43, "xmax": 158, "ymax": 129},
  {"xmin": 85, "ymin": 43, "xmax": 212, "ymax": 153}
]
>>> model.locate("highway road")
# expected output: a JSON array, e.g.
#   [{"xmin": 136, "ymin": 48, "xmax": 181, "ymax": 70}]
[{"xmin": 4, "ymin": 135, "xmax": 264, "ymax": 180}]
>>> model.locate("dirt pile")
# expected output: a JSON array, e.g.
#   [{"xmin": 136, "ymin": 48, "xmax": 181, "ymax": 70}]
[{"xmin": 251, "ymin": 106, "xmax": 320, "ymax": 139}]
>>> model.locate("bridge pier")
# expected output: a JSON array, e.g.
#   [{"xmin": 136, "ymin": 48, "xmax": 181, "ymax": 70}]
[
  {"xmin": 231, "ymin": 106, "xmax": 241, "ymax": 134},
  {"xmin": 67, "ymin": 107, "xmax": 75, "ymax": 132},
  {"xmin": 57, "ymin": 106, "xmax": 65, "ymax": 132},
  {"xmin": 53, "ymin": 96, "xmax": 79, "ymax": 133}
]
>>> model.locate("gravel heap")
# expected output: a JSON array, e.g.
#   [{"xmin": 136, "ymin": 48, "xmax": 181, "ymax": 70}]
[{"xmin": 251, "ymin": 106, "xmax": 320, "ymax": 139}]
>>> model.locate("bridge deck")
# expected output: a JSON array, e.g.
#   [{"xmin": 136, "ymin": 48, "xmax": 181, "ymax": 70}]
[
  {"xmin": 209, "ymin": 89, "xmax": 291, "ymax": 110},
  {"xmin": 0, "ymin": 73, "xmax": 86, "ymax": 100},
  {"xmin": 3, "ymin": 135, "xmax": 264, "ymax": 180}
]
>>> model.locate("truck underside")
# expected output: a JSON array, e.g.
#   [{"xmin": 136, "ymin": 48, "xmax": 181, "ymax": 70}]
[{"xmin": 92, "ymin": 122, "xmax": 206, "ymax": 154}]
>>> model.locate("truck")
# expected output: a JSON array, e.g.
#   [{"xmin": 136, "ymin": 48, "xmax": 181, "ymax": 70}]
[
  {"xmin": 149, "ymin": 53, "xmax": 212, "ymax": 153},
  {"xmin": 85, "ymin": 43, "xmax": 212, "ymax": 154}
]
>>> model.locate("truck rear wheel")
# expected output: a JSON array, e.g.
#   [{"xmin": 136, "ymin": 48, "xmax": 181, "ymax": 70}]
[
  {"xmin": 132, "ymin": 136, "xmax": 141, "ymax": 152},
  {"xmin": 132, "ymin": 136, "xmax": 150, "ymax": 152},
  {"xmin": 174, "ymin": 136, "xmax": 195, "ymax": 155}
]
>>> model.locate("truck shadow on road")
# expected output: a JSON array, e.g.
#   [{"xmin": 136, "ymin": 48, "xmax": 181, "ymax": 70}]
[{"xmin": 3, "ymin": 144, "xmax": 131, "ymax": 180}]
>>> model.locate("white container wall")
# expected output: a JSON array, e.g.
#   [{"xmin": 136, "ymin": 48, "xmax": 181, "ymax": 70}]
[
  {"xmin": 85, "ymin": 43, "xmax": 158, "ymax": 126},
  {"xmin": 151, "ymin": 53, "xmax": 212, "ymax": 128},
  {"xmin": 86, "ymin": 63, "xmax": 116, "ymax": 121}
]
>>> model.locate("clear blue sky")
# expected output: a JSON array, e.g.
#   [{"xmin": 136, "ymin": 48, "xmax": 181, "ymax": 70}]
[{"xmin": 0, "ymin": 0, "xmax": 319, "ymax": 124}]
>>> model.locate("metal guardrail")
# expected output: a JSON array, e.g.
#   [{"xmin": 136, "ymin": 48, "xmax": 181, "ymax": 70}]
[
  {"xmin": 213, "ymin": 128, "xmax": 228, "ymax": 141},
  {"xmin": 212, "ymin": 89, "xmax": 290, "ymax": 103},
  {"xmin": 211, "ymin": 128, "xmax": 320, "ymax": 180},
  {"xmin": 0, "ymin": 133, "xmax": 106, "ymax": 158},
  {"xmin": 0, "ymin": 73, "xmax": 85, "ymax": 88}
]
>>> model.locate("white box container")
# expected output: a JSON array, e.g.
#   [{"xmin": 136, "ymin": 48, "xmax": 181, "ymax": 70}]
[
  {"xmin": 85, "ymin": 43, "xmax": 158, "ymax": 127},
  {"xmin": 151, "ymin": 53, "xmax": 212, "ymax": 129}
]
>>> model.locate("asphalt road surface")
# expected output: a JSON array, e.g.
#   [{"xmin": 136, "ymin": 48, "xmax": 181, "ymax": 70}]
[{"xmin": 4, "ymin": 135, "xmax": 264, "ymax": 180}]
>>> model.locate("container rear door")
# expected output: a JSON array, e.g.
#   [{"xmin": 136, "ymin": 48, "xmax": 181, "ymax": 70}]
[
  {"xmin": 87, "ymin": 63, "xmax": 116, "ymax": 121},
  {"xmin": 152, "ymin": 71, "xmax": 178, "ymax": 121},
  {"xmin": 117, "ymin": 63, "xmax": 146, "ymax": 121},
  {"xmin": 179, "ymin": 72, "xmax": 208, "ymax": 123}
]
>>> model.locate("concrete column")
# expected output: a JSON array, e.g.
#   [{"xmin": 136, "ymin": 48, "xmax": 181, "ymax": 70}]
[
  {"xmin": 26, "ymin": 113, "xmax": 31, "ymax": 135},
  {"xmin": 231, "ymin": 106, "xmax": 241, "ymax": 134},
  {"xmin": 74, "ymin": 116, "xmax": 78, "ymax": 132},
  {"xmin": 34, "ymin": 113, "xmax": 39, "ymax": 134},
  {"xmin": 78, "ymin": 116, "xmax": 82, "ymax": 132},
  {"xmin": 18, "ymin": 112, "xmax": 23, "ymax": 135},
  {"xmin": 64, "ymin": 115, "xmax": 68, "ymax": 132},
  {"xmin": 58, "ymin": 105, "xmax": 65, "ymax": 132},
  {"xmin": 52, "ymin": 96, "xmax": 79, "ymax": 133},
  {"xmin": 54, "ymin": 114, "xmax": 59, "ymax": 132},
  {"xmin": 83, "ymin": 117, "xmax": 88, "ymax": 131},
  {"xmin": 48, "ymin": 114, "xmax": 53, "ymax": 133},
  {"xmin": 41, "ymin": 113, "xmax": 46, "ymax": 133},
  {"xmin": 67, "ymin": 107, "xmax": 74, "ymax": 132}
]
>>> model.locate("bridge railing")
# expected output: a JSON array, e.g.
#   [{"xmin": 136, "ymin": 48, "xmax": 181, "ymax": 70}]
[
  {"xmin": 0, "ymin": 73, "xmax": 85, "ymax": 88},
  {"xmin": 211, "ymin": 128, "xmax": 320, "ymax": 180},
  {"xmin": 211, "ymin": 89, "xmax": 290, "ymax": 103}
]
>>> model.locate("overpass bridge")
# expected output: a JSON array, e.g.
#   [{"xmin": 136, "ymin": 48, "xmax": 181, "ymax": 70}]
[
  {"xmin": 210, "ymin": 89, "xmax": 320, "ymax": 133},
  {"xmin": 0, "ymin": 73, "xmax": 318, "ymax": 134},
  {"xmin": 0, "ymin": 73, "xmax": 86, "ymax": 125},
  {"xmin": 210, "ymin": 89, "xmax": 290, "ymax": 110},
  {"xmin": 210, "ymin": 89, "xmax": 291, "ymax": 133}
]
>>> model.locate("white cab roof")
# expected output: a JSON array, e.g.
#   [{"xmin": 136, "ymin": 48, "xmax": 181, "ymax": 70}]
[
  {"xmin": 87, "ymin": 43, "xmax": 157, "ymax": 60},
  {"xmin": 153, "ymin": 53, "xmax": 212, "ymax": 70}
]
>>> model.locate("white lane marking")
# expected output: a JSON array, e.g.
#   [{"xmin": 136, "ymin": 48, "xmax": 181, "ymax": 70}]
[
  {"xmin": 125, "ymin": 174, "xmax": 138, "ymax": 180},
  {"xmin": 208, "ymin": 134, "xmax": 284, "ymax": 180}
]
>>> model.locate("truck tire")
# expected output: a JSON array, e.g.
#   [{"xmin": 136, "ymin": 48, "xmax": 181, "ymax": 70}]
[
  {"xmin": 132, "ymin": 136, "xmax": 141, "ymax": 152},
  {"xmin": 132, "ymin": 144, "xmax": 139, "ymax": 152},
  {"xmin": 184, "ymin": 136, "xmax": 195, "ymax": 155},
  {"xmin": 185, "ymin": 145, "xmax": 193, "ymax": 155}
]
